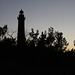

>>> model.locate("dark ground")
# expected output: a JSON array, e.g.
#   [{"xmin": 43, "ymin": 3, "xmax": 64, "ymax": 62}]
[{"xmin": 0, "ymin": 47, "xmax": 75, "ymax": 75}]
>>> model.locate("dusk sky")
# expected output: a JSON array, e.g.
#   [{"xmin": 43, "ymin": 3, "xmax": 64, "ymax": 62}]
[{"xmin": 0, "ymin": 0, "xmax": 75, "ymax": 49}]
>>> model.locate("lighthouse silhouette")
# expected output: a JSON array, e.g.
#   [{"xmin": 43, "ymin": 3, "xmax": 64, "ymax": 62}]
[{"xmin": 17, "ymin": 9, "xmax": 26, "ymax": 46}]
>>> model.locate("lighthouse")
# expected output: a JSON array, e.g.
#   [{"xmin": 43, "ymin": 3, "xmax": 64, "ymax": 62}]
[{"xmin": 17, "ymin": 9, "xmax": 26, "ymax": 46}]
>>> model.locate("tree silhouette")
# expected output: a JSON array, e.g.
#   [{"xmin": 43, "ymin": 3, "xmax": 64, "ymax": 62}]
[
  {"xmin": 38, "ymin": 31, "xmax": 47, "ymax": 48},
  {"xmin": 28, "ymin": 28, "xmax": 39, "ymax": 47},
  {"xmin": 54, "ymin": 32, "xmax": 69, "ymax": 51},
  {"xmin": 26, "ymin": 27, "xmax": 69, "ymax": 52},
  {"xmin": 74, "ymin": 40, "xmax": 75, "ymax": 46},
  {"xmin": 0, "ymin": 25, "xmax": 16, "ymax": 47},
  {"xmin": 0, "ymin": 25, "xmax": 8, "ymax": 40},
  {"xmin": 46, "ymin": 27, "xmax": 55, "ymax": 47}
]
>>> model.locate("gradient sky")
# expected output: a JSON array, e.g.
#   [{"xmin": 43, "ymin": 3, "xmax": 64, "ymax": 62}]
[{"xmin": 0, "ymin": 0, "xmax": 75, "ymax": 49}]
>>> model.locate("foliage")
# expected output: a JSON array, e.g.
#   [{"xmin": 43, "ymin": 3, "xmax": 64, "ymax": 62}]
[
  {"xmin": 0, "ymin": 25, "xmax": 16, "ymax": 47},
  {"xmin": 54, "ymin": 32, "xmax": 69, "ymax": 51},
  {"xmin": 0, "ymin": 25, "xmax": 69, "ymax": 51},
  {"xmin": 27, "ymin": 27, "xmax": 69, "ymax": 52},
  {"xmin": 0, "ymin": 25, "xmax": 8, "ymax": 40}
]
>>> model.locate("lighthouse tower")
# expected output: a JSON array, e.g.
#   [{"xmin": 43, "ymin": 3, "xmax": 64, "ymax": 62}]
[{"xmin": 17, "ymin": 9, "xmax": 26, "ymax": 46}]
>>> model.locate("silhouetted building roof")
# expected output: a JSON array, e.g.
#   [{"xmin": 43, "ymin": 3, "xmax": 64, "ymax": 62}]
[{"xmin": 19, "ymin": 9, "xmax": 24, "ymax": 15}]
